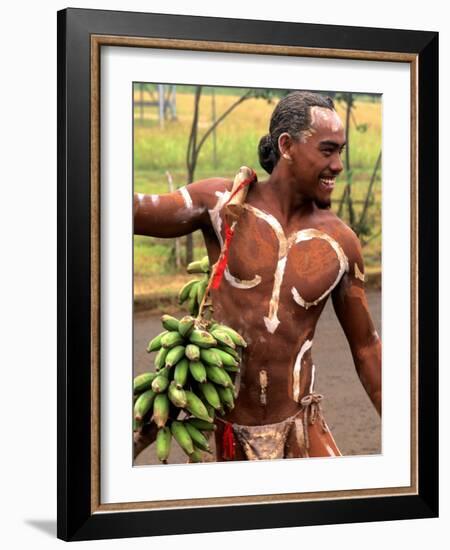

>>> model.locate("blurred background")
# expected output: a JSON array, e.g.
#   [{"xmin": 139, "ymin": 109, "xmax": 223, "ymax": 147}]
[{"xmin": 133, "ymin": 84, "xmax": 382, "ymax": 464}]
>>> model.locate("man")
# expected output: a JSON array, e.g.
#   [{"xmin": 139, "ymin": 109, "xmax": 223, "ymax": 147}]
[{"xmin": 133, "ymin": 91, "xmax": 381, "ymax": 461}]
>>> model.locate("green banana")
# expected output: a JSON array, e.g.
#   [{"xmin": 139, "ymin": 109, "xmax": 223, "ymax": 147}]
[
  {"xmin": 133, "ymin": 372, "xmax": 157, "ymax": 393},
  {"xmin": 214, "ymin": 325, "xmax": 247, "ymax": 348},
  {"xmin": 200, "ymin": 348, "xmax": 222, "ymax": 367},
  {"xmin": 161, "ymin": 314, "xmax": 180, "ymax": 332},
  {"xmin": 186, "ymin": 260, "xmax": 203, "ymax": 273},
  {"xmin": 189, "ymin": 329, "xmax": 217, "ymax": 349},
  {"xmin": 187, "ymin": 256, "xmax": 210, "ymax": 274},
  {"xmin": 185, "ymin": 344, "xmax": 201, "ymax": 361},
  {"xmin": 196, "ymin": 278, "xmax": 207, "ymax": 303},
  {"xmin": 134, "ymin": 389, "xmax": 156, "ymax": 420},
  {"xmin": 154, "ymin": 347, "xmax": 169, "ymax": 370},
  {"xmin": 217, "ymin": 386, "xmax": 235, "ymax": 409},
  {"xmin": 187, "ymin": 282, "xmax": 200, "ymax": 315},
  {"xmin": 171, "ymin": 420, "xmax": 195, "ymax": 455},
  {"xmin": 189, "ymin": 360, "xmax": 207, "ymax": 383},
  {"xmin": 184, "ymin": 421, "xmax": 212, "ymax": 452},
  {"xmin": 224, "ymin": 364, "xmax": 240, "ymax": 373},
  {"xmin": 184, "ymin": 391, "xmax": 213, "ymax": 422},
  {"xmin": 199, "ymin": 256, "xmax": 210, "ymax": 273},
  {"xmin": 173, "ymin": 358, "xmax": 189, "ymax": 388},
  {"xmin": 204, "ymin": 402, "xmax": 217, "ymax": 420},
  {"xmin": 133, "ymin": 418, "xmax": 144, "ymax": 432},
  {"xmin": 188, "ymin": 449, "xmax": 203, "ymax": 463},
  {"xmin": 198, "ymin": 382, "xmax": 222, "ymax": 410},
  {"xmin": 151, "ymin": 374, "xmax": 170, "ymax": 394},
  {"xmin": 168, "ymin": 381, "xmax": 187, "ymax": 408},
  {"xmin": 206, "ymin": 365, "xmax": 233, "ymax": 388},
  {"xmin": 178, "ymin": 279, "xmax": 198, "ymax": 304},
  {"xmin": 178, "ymin": 315, "xmax": 195, "ymax": 337},
  {"xmin": 217, "ymin": 344, "xmax": 240, "ymax": 361},
  {"xmin": 153, "ymin": 393, "xmax": 170, "ymax": 428},
  {"xmin": 146, "ymin": 330, "xmax": 168, "ymax": 353},
  {"xmin": 210, "ymin": 329, "xmax": 236, "ymax": 349},
  {"xmin": 165, "ymin": 345, "xmax": 186, "ymax": 367},
  {"xmin": 211, "ymin": 348, "xmax": 239, "ymax": 368},
  {"xmin": 187, "ymin": 418, "xmax": 217, "ymax": 431},
  {"xmin": 161, "ymin": 331, "xmax": 184, "ymax": 349},
  {"xmin": 156, "ymin": 426, "xmax": 172, "ymax": 463}
]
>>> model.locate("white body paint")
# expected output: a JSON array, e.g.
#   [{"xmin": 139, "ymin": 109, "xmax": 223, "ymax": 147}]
[
  {"xmin": 208, "ymin": 190, "xmax": 231, "ymax": 247},
  {"xmin": 263, "ymin": 256, "xmax": 287, "ymax": 333},
  {"xmin": 310, "ymin": 106, "xmax": 343, "ymax": 134},
  {"xmin": 291, "ymin": 228, "xmax": 349, "ymax": 310},
  {"xmin": 179, "ymin": 186, "xmax": 193, "ymax": 209},
  {"xmin": 210, "ymin": 196, "xmax": 349, "ymax": 332},
  {"xmin": 309, "ymin": 364, "xmax": 316, "ymax": 394},
  {"xmin": 150, "ymin": 194, "xmax": 160, "ymax": 206},
  {"xmin": 293, "ymin": 339, "xmax": 313, "ymax": 402},
  {"xmin": 209, "ymin": 191, "xmax": 261, "ymax": 289},
  {"xmin": 354, "ymin": 262, "xmax": 365, "ymax": 282},
  {"xmin": 242, "ymin": 205, "xmax": 349, "ymax": 332},
  {"xmin": 136, "ymin": 192, "xmax": 144, "ymax": 204}
]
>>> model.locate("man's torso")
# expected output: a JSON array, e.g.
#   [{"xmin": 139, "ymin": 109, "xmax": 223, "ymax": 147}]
[{"xmin": 200, "ymin": 180, "xmax": 353, "ymax": 425}]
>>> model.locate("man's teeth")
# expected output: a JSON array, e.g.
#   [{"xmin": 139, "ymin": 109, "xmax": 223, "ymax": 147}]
[{"xmin": 320, "ymin": 178, "xmax": 335, "ymax": 185}]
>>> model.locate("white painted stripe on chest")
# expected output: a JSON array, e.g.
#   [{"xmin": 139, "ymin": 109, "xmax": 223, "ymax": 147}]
[
  {"xmin": 290, "ymin": 229, "xmax": 349, "ymax": 310},
  {"xmin": 209, "ymin": 192, "xmax": 261, "ymax": 289},
  {"xmin": 209, "ymin": 200, "xmax": 349, "ymax": 332}
]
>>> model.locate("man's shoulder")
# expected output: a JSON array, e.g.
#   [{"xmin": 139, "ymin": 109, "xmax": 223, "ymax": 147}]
[
  {"xmin": 316, "ymin": 210, "xmax": 363, "ymax": 260},
  {"xmin": 186, "ymin": 177, "xmax": 233, "ymax": 209}
]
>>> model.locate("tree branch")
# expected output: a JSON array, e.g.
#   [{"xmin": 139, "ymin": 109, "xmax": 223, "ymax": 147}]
[
  {"xmin": 358, "ymin": 150, "xmax": 382, "ymax": 232},
  {"xmin": 193, "ymin": 90, "xmax": 253, "ymax": 158}
]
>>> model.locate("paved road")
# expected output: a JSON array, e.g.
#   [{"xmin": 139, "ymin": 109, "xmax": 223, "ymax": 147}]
[{"xmin": 133, "ymin": 290, "xmax": 381, "ymax": 465}]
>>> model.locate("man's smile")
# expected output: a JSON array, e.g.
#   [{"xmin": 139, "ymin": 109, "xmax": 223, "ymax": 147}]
[{"xmin": 319, "ymin": 176, "xmax": 336, "ymax": 191}]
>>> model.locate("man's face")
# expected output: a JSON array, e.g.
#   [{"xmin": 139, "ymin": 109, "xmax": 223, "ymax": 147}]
[{"xmin": 288, "ymin": 106, "xmax": 346, "ymax": 208}]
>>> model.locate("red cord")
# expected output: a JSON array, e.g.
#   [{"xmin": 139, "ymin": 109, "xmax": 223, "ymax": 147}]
[
  {"xmin": 222, "ymin": 421, "xmax": 236, "ymax": 460},
  {"xmin": 211, "ymin": 170, "xmax": 257, "ymax": 290},
  {"xmin": 211, "ymin": 224, "xmax": 234, "ymax": 289}
]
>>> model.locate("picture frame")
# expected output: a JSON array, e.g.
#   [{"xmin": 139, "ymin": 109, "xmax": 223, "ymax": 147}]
[{"xmin": 57, "ymin": 7, "xmax": 438, "ymax": 541}]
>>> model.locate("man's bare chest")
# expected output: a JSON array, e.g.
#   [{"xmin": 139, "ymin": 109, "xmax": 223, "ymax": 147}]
[{"xmin": 208, "ymin": 196, "xmax": 349, "ymax": 333}]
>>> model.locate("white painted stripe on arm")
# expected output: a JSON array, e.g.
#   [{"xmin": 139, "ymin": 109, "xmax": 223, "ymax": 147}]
[{"xmin": 179, "ymin": 186, "xmax": 193, "ymax": 209}]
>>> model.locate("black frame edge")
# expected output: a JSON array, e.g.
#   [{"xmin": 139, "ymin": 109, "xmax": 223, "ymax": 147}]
[
  {"xmin": 57, "ymin": 8, "xmax": 68, "ymax": 542},
  {"xmin": 417, "ymin": 32, "xmax": 439, "ymax": 517}
]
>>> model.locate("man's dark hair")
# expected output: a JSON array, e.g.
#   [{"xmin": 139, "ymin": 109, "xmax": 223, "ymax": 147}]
[{"xmin": 258, "ymin": 91, "xmax": 335, "ymax": 174}]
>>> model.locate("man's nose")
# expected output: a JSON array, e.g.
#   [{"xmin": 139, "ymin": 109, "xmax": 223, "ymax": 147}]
[{"xmin": 330, "ymin": 153, "xmax": 344, "ymax": 174}]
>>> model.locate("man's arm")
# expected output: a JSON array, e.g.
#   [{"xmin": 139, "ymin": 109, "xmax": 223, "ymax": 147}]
[
  {"xmin": 332, "ymin": 230, "xmax": 382, "ymax": 416},
  {"xmin": 134, "ymin": 178, "xmax": 230, "ymax": 238}
]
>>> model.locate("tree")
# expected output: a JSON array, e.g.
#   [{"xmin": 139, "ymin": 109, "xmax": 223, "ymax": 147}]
[
  {"xmin": 184, "ymin": 87, "xmax": 277, "ymax": 263},
  {"xmin": 335, "ymin": 92, "xmax": 381, "ymax": 243}
]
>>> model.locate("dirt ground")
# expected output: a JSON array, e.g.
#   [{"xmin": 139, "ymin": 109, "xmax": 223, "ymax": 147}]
[{"xmin": 133, "ymin": 290, "xmax": 381, "ymax": 466}]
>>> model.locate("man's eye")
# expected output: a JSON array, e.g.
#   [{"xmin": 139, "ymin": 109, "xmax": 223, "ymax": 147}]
[{"xmin": 322, "ymin": 150, "xmax": 332, "ymax": 156}]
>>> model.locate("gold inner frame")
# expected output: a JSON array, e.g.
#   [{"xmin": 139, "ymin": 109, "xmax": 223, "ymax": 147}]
[{"xmin": 90, "ymin": 35, "xmax": 419, "ymax": 514}]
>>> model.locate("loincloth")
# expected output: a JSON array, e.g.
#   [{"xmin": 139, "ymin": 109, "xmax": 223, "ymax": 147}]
[{"xmin": 230, "ymin": 392, "xmax": 331, "ymax": 460}]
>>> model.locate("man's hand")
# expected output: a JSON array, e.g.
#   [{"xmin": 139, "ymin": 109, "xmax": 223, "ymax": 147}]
[{"xmin": 133, "ymin": 423, "xmax": 157, "ymax": 459}]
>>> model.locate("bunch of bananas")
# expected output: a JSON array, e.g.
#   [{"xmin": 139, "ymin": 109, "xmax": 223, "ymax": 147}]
[
  {"xmin": 133, "ymin": 313, "xmax": 247, "ymax": 463},
  {"xmin": 178, "ymin": 256, "xmax": 210, "ymax": 316}
]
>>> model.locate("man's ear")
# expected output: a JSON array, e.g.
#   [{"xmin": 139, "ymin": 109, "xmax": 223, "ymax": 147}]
[{"xmin": 278, "ymin": 132, "xmax": 293, "ymax": 161}]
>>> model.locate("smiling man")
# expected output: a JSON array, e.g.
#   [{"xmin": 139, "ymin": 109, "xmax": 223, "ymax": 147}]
[{"xmin": 134, "ymin": 91, "xmax": 381, "ymax": 461}]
